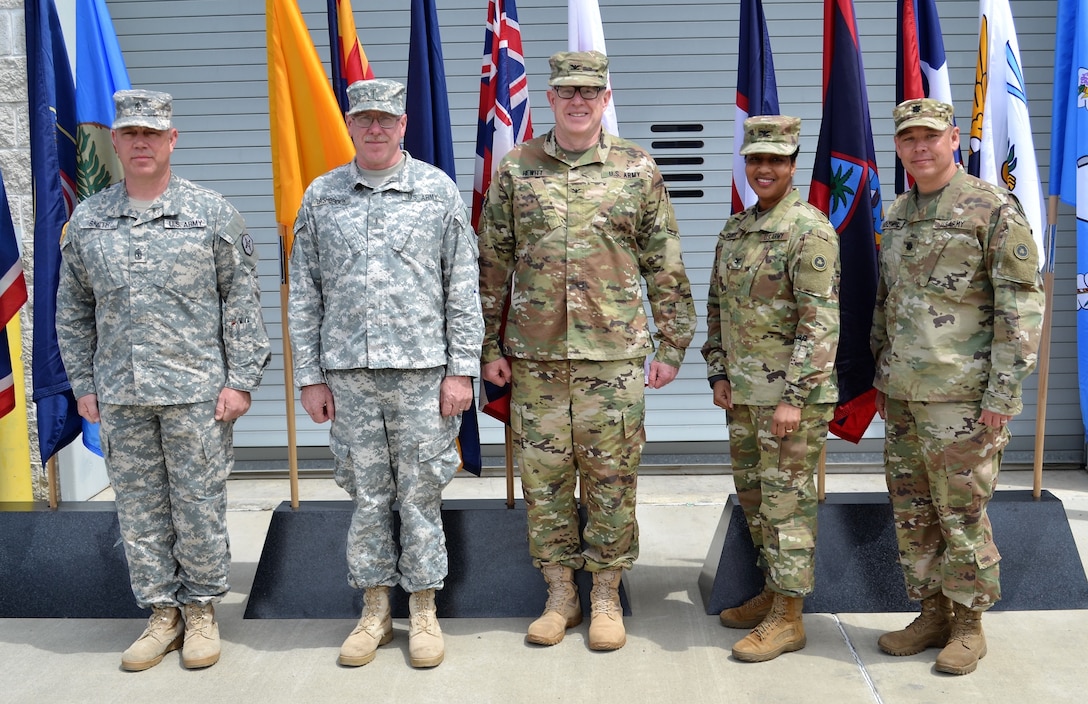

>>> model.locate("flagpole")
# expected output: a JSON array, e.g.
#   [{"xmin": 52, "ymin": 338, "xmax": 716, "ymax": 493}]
[
  {"xmin": 505, "ymin": 425, "xmax": 515, "ymax": 508},
  {"xmin": 279, "ymin": 230, "xmax": 300, "ymax": 509},
  {"xmin": 817, "ymin": 446, "xmax": 826, "ymax": 502},
  {"xmin": 47, "ymin": 456, "xmax": 59, "ymax": 509},
  {"xmin": 1034, "ymin": 197, "xmax": 1059, "ymax": 500}
]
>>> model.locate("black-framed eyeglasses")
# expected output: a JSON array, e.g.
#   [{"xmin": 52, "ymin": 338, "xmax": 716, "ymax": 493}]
[
  {"xmin": 352, "ymin": 114, "xmax": 400, "ymax": 129},
  {"xmin": 554, "ymin": 85, "xmax": 602, "ymax": 100}
]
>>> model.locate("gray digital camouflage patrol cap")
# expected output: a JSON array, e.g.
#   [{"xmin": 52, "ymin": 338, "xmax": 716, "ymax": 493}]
[
  {"xmin": 346, "ymin": 79, "xmax": 406, "ymax": 117},
  {"xmin": 112, "ymin": 89, "xmax": 173, "ymax": 131}
]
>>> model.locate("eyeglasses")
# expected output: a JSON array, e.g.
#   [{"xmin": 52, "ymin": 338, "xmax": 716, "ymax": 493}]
[
  {"xmin": 554, "ymin": 85, "xmax": 602, "ymax": 100},
  {"xmin": 352, "ymin": 114, "xmax": 400, "ymax": 129}
]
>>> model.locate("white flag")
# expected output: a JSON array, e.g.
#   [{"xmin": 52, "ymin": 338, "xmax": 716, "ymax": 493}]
[
  {"xmin": 969, "ymin": 0, "xmax": 1045, "ymax": 266},
  {"xmin": 568, "ymin": 0, "xmax": 619, "ymax": 136}
]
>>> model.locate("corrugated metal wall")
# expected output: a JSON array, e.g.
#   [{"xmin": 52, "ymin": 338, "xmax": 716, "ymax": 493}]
[{"xmin": 104, "ymin": 0, "xmax": 1079, "ymax": 465}]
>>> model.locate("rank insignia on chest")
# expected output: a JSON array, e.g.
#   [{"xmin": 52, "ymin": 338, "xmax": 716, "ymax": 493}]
[
  {"xmin": 133, "ymin": 247, "xmax": 146, "ymax": 263},
  {"xmin": 727, "ymin": 257, "xmax": 744, "ymax": 270}
]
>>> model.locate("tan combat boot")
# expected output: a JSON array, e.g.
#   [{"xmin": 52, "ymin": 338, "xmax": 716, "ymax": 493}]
[
  {"xmin": 731, "ymin": 592, "xmax": 806, "ymax": 662},
  {"xmin": 587, "ymin": 569, "xmax": 625, "ymax": 651},
  {"xmin": 408, "ymin": 589, "xmax": 444, "ymax": 668},
  {"xmin": 339, "ymin": 586, "xmax": 394, "ymax": 666},
  {"xmin": 181, "ymin": 603, "xmax": 220, "ymax": 669},
  {"xmin": 121, "ymin": 605, "xmax": 184, "ymax": 671},
  {"xmin": 935, "ymin": 602, "xmax": 987, "ymax": 675},
  {"xmin": 719, "ymin": 586, "xmax": 774, "ymax": 629},
  {"xmin": 878, "ymin": 592, "xmax": 953, "ymax": 656},
  {"xmin": 527, "ymin": 564, "xmax": 582, "ymax": 645}
]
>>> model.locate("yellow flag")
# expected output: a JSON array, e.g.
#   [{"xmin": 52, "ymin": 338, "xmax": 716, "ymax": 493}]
[{"xmin": 266, "ymin": 0, "xmax": 355, "ymax": 255}]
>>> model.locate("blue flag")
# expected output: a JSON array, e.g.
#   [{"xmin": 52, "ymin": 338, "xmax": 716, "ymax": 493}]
[
  {"xmin": 405, "ymin": 0, "xmax": 482, "ymax": 475},
  {"xmin": 732, "ymin": 0, "xmax": 779, "ymax": 214},
  {"xmin": 26, "ymin": 0, "xmax": 83, "ymax": 462},
  {"xmin": 74, "ymin": 0, "xmax": 131, "ymax": 457},
  {"xmin": 1050, "ymin": 0, "xmax": 1088, "ymax": 439},
  {"xmin": 808, "ymin": 0, "xmax": 882, "ymax": 444}
]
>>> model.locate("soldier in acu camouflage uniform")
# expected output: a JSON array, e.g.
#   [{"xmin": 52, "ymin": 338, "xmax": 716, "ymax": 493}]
[
  {"xmin": 702, "ymin": 115, "xmax": 839, "ymax": 663},
  {"xmin": 288, "ymin": 78, "xmax": 482, "ymax": 670},
  {"xmin": 56, "ymin": 90, "xmax": 271, "ymax": 672},
  {"xmin": 478, "ymin": 50, "xmax": 696, "ymax": 652},
  {"xmin": 872, "ymin": 99, "xmax": 1045, "ymax": 676}
]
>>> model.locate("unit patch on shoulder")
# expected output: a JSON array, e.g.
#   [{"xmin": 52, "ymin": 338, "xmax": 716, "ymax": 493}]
[
  {"xmin": 241, "ymin": 233, "xmax": 255, "ymax": 257},
  {"xmin": 1014, "ymin": 243, "xmax": 1030, "ymax": 260},
  {"xmin": 812, "ymin": 254, "xmax": 828, "ymax": 271}
]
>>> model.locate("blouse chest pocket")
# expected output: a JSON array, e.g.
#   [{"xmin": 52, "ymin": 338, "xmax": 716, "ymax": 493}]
[
  {"xmin": 151, "ymin": 227, "xmax": 216, "ymax": 300},
  {"xmin": 512, "ymin": 177, "xmax": 564, "ymax": 239},
  {"xmin": 720, "ymin": 234, "xmax": 778, "ymax": 300},
  {"xmin": 922, "ymin": 224, "xmax": 981, "ymax": 302}
]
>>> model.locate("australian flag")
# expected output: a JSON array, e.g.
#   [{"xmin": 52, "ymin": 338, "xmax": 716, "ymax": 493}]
[
  {"xmin": 808, "ymin": 0, "xmax": 882, "ymax": 444},
  {"xmin": 472, "ymin": 0, "xmax": 533, "ymax": 424}
]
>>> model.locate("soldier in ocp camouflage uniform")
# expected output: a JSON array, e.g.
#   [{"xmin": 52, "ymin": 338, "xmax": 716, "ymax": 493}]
[
  {"xmin": 701, "ymin": 115, "xmax": 839, "ymax": 663},
  {"xmin": 288, "ymin": 79, "xmax": 482, "ymax": 670},
  {"xmin": 478, "ymin": 50, "xmax": 696, "ymax": 652},
  {"xmin": 872, "ymin": 98, "xmax": 1045, "ymax": 675},
  {"xmin": 56, "ymin": 90, "xmax": 271, "ymax": 672}
]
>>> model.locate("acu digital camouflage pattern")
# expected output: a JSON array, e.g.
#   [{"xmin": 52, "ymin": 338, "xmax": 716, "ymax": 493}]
[
  {"xmin": 702, "ymin": 190, "xmax": 840, "ymax": 408},
  {"xmin": 57, "ymin": 173, "xmax": 270, "ymax": 609},
  {"xmin": 111, "ymin": 89, "xmax": 173, "ymax": 131},
  {"xmin": 477, "ymin": 129, "xmax": 696, "ymax": 369},
  {"xmin": 872, "ymin": 168, "xmax": 1044, "ymax": 416},
  {"xmin": 883, "ymin": 398, "xmax": 1006, "ymax": 609},
  {"xmin": 100, "ymin": 400, "xmax": 234, "ymax": 607},
  {"xmin": 289, "ymin": 155, "xmax": 483, "ymax": 387},
  {"xmin": 57, "ymin": 173, "xmax": 271, "ymax": 405},
  {"xmin": 728, "ymin": 402, "xmax": 834, "ymax": 596},
  {"xmin": 326, "ymin": 367, "xmax": 460, "ymax": 593},
  {"xmin": 511, "ymin": 358, "xmax": 644, "ymax": 572}
]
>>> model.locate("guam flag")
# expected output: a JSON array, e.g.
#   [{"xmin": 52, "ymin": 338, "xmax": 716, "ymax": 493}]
[
  {"xmin": 327, "ymin": 0, "xmax": 374, "ymax": 114},
  {"xmin": 473, "ymin": 0, "xmax": 533, "ymax": 425},
  {"xmin": 732, "ymin": 0, "xmax": 779, "ymax": 214},
  {"xmin": 808, "ymin": 0, "xmax": 882, "ymax": 444},
  {"xmin": 895, "ymin": 0, "xmax": 958, "ymax": 193}
]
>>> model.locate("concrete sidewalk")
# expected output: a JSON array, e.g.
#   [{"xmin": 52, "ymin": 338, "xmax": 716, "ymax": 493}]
[{"xmin": 2, "ymin": 469, "xmax": 1086, "ymax": 703}]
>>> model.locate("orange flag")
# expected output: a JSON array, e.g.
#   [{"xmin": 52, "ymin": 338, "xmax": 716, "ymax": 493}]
[{"xmin": 266, "ymin": 0, "xmax": 354, "ymax": 256}]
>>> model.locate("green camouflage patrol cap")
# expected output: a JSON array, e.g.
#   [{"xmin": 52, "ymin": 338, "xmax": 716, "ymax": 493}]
[
  {"xmin": 548, "ymin": 50, "xmax": 609, "ymax": 87},
  {"xmin": 112, "ymin": 89, "xmax": 172, "ymax": 131},
  {"xmin": 346, "ymin": 78, "xmax": 406, "ymax": 117},
  {"xmin": 739, "ymin": 115, "xmax": 801, "ymax": 156},
  {"xmin": 893, "ymin": 98, "xmax": 955, "ymax": 134}
]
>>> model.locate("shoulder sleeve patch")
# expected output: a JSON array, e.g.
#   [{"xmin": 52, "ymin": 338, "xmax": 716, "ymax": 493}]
[
  {"xmin": 994, "ymin": 209, "xmax": 1039, "ymax": 284},
  {"xmin": 795, "ymin": 233, "xmax": 838, "ymax": 298}
]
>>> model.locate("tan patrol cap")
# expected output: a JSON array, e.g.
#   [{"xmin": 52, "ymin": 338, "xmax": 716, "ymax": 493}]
[
  {"xmin": 346, "ymin": 78, "xmax": 406, "ymax": 117},
  {"xmin": 112, "ymin": 90, "xmax": 173, "ymax": 131},
  {"xmin": 548, "ymin": 50, "xmax": 609, "ymax": 87},
  {"xmin": 893, "ymin": 98, "xmax": 955, "ymax": 134},
  {"xmin": 739, "ymin": 115, "xmax": 801, "ymax": 156}
]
